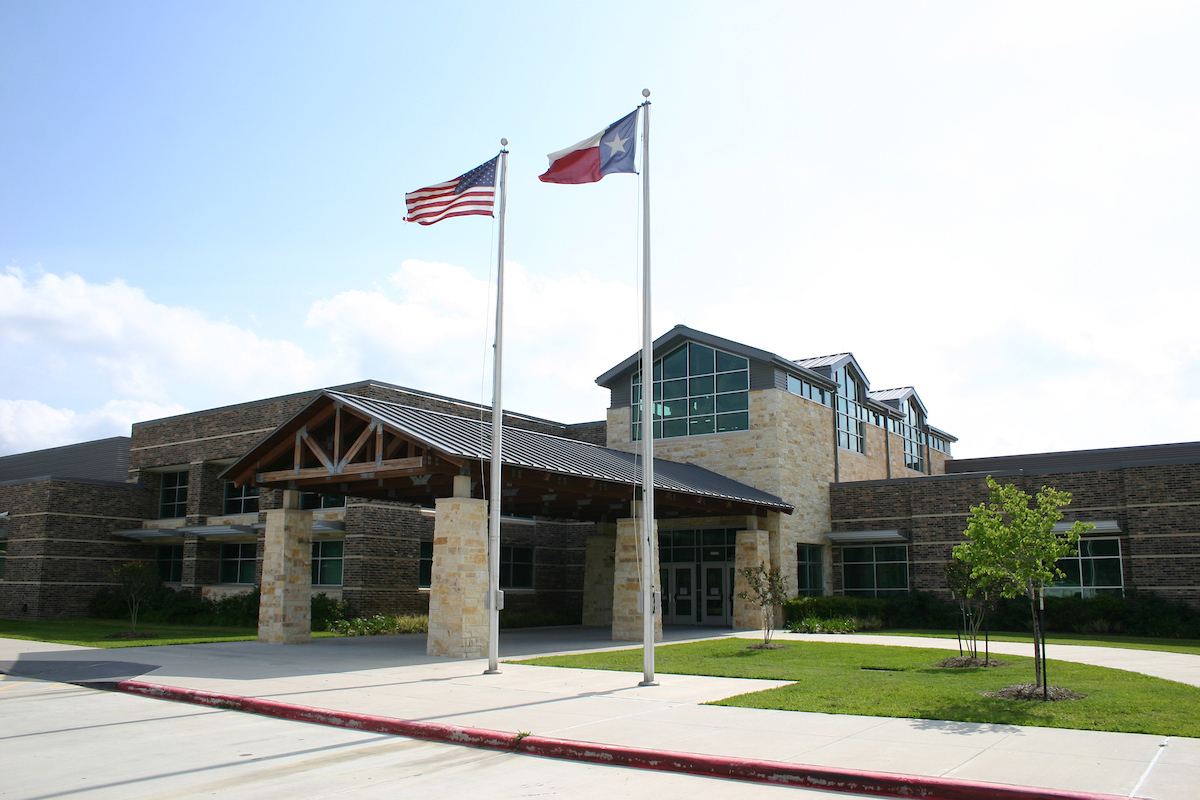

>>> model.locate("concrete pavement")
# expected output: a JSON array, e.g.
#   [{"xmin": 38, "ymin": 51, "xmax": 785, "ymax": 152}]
[{"xmin": 2, "ymin": 627, "xmax": 1197, "ymax": 799}]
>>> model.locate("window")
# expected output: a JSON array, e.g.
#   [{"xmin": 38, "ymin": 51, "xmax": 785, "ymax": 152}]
[
  {"xmin": 159, "ymin": 471, "xmax": 188, "ymax": 518},
  {"xmin": 659, "ymin": 529, "xmax": 738, "ymax": 564},
  {"xmin": 929, "ymin": 433, "xmax": 952, "ymax": 456},
  {"xmin": 0, "ymin": 540, "xmax": 6, "ymax": 581},
  {"xmin": 835, "ymin": 368, "xmax": 867, "ymax": 454},
  {"xmin": 156, "ymin": 544, "xmax": 183, "ymax": 582},
  {"xmin": 500, "ymin": 546, "xmax": 534, "ymax": 589},
  {"xmin": 842, "ymin": 545, "xmax": 908, "ymax": 597},
  {"xmin": 786, "ymin": 374, "xmax": 831, "ymax": 407},
  {"xmin": 890, "ymin": 400, "xmax": 926, "ymax": 471},
  {"xmin": 632, "ymin": 343, "xmax": 750, "ymax": 440},
  {"xmin": 1048, "ymin": 538, "xmax": 1124, "ymax": 598},
  {"xmin": 219, "ymin": 543, "xmax": 257, "ymax": 584},
  {"xmin": 797, "ymin": 544, "xmax": 823, "ymax": 597},
  {"xmin": 419, "ymin": 541, "xmax": 433, "ymax": 588},
  {"xmin": 301, "ymin": 492, "xmax": 346, "ymax": 510},
  {"xmin": 223, "ymin": 482, "xmax": 260, "ymax": 515},
  {"xmin": 311, "ymin": 540, "xmax": 344, "ymax": 586}
]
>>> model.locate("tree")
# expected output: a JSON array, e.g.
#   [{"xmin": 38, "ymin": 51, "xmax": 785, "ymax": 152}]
[
  {"xmin": 737, "ymin": 562, "xmax": 789, "ymax": 647},
  {"xmin": 953, "ymin": 476, "xmax": 1093, "ymax": 695},
  {"xmin": 109, "ymin": 562, "xmax": 162, "ymax": 634},
  {"xmin": 944, "ymin": 555, "xmax": 1001, "ymax": 663}
]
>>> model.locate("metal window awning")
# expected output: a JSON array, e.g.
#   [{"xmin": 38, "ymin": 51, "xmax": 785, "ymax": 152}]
[
  {"xmin": 247, "ymin": 520, "xmax": 346, "ymax": 535},
  {"xmin": 112, "ymin": 528, "xmax": 186, "ymax": 541},
  {"xmin": 826, "ymin": 529, "xmax": 909, "ymax": 544},
  {"xmin": 1053, "ymin": 520, "xmax": 1121, "ymax": 534},
  {"xmin": 183, "ymin": 525, "xmax": 257, "ymax": 538}
]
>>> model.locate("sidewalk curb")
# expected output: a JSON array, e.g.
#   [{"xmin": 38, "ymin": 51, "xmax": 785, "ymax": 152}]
[{"xmin": 115, "ymin": 680, "xmax": 1126, "ymax": 800}]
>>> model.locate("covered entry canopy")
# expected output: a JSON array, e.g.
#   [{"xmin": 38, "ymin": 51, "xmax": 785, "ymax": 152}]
[{"xmin": 222, "ymin": 390, "xmax": 792, "ymax": 521}]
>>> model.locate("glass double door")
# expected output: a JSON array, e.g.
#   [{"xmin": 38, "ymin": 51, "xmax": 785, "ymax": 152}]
[{"xmin": 661, "ymin": 562, "xmax": 734, "ymax": 626}]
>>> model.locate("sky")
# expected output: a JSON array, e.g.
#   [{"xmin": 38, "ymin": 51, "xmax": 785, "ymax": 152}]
[{"xmin": 2, "ymin": 1, "xmax": 1199, "ymax": 460}]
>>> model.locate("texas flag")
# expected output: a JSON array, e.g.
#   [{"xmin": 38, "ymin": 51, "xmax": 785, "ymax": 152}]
[{"xmin": 539, "ymin": 109, "xmax": 639, "ymax": 184}]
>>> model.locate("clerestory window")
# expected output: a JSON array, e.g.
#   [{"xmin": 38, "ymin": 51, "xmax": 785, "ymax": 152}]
[{"xmin": 632, "ymin": 343, "xmax": 750, "ymax": 440}]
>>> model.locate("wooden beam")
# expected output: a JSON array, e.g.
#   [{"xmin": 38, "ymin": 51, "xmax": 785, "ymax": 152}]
[
  {"xmin": 337, "ymin": 420, "xmax": 378, "ymax": 472},
  {"xmin": 260, "ymin": 456, "xmax": 425, "ymax": 484},
  {"xmin": 300, "ymin": 430, "xmax": 335, "ymax": 472},
  {"xmin": 333, "ymin": 405, "xmax": 342, "ymax": 466}
]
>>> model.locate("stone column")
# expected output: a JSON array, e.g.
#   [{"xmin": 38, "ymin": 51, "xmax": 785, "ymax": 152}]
[
  {"xmin": 258, "ymin": 489, "xmax": 313, "ymax": 644},
  {"xmin": 733, "ymin": 529, "xmax": 772, "ymax": 631},
  {"xmin": 612, "ymin": 511, "xmax": 661, "ymax": 642},
  {"xmin": 426, "ymin": 475, "xmax": 489, "ymax": 658},
  {"xmin": 582, "ymin": 525, "xmax": 616, "ymax": 627}
]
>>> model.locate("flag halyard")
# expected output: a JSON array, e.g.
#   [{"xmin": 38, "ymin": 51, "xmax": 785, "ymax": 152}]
[{"xmin": 405, "ymin": 157, "xmax": 498, "ymax": 225}]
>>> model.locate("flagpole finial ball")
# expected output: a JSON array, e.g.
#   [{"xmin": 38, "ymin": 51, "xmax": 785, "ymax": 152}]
[
  {"xmin": 642, "ymin": 88, "xmax": 650, "ymax": 97},
  {"xmin": 500, "ymin": 138, "xmax": 508, "ymax": 146}
]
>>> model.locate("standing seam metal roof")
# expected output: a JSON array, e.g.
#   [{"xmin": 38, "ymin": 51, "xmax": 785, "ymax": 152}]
[{"xmin": 328, "ymin": 391, "xmax": 792, "ymax": 511}]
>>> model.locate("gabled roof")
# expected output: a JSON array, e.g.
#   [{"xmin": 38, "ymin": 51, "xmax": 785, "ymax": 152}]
[
  {"xmin": 595, "ymin": 325, "xmax": 831, "ymax": 388},
  {"xmin": 222, "ymin": 390, "xmax": 792, "ymax": 519},
  {"xmin": 869, "ymin": 387, "xmax": 927, "ymax": 417},
  {"xmin": 793, "ymin": 353, "xmax": 870, "ymax": 387}
]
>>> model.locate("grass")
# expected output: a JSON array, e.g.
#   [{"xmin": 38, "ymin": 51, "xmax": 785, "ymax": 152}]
[
  {"xmin": 517, "ymin": 638, "xmax": 1200, "ymax": 738},
  {"xmin": 0, "ymin": 617, "xmax": 341, "ymax": 648},
  {"xmin": 878, "ymin": 629, "xmax": 1200, "ymax": 656}
]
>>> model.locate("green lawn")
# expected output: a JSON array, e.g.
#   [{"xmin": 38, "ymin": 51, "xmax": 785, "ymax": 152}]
[
  {"xmin": 518, "ymin": 639, "xmax": 1200, "ymax": 738},
  {"xmin": 878, "ymin": 629, "xmax": 1200, "ymax": 656},
  {"xmin": 0, "ymin": 617, "xmax": 340, "ymax": 648}
]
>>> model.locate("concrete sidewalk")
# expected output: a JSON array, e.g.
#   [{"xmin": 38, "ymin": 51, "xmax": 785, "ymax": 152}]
[{"xmin": 2, "ymin": 628, "xmax": 1197, "ymax": 798}]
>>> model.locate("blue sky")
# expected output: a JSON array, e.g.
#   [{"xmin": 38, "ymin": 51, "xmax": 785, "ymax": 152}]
[{"xmin": 2, "ymin": 1, "xmax": 1199, "ymax": 458}]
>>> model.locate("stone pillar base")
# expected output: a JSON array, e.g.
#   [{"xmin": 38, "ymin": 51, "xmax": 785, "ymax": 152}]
[
  {"xmin": 258, "ymin": 508, "xmax": 313, "ymax": 644},
  {"xmin": 612, "ymin": 516, "xmax": 661, "ymax": 641},
  {"xmin": 426, "ymin": 493, "xmax": 489, "ymax": 658},
  {"xmin": 733, "ymin": 530, "xmax": 772, "ymax": 631}
]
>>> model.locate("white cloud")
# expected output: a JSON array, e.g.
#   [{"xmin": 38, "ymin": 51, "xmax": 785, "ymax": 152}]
[
  {"xmin": 0, "ymin": 266, "xmax": 327, "ymax": 454},
  {"xmin": 306, "ymin": 259, "xmax": 639, "ymax": 422}
]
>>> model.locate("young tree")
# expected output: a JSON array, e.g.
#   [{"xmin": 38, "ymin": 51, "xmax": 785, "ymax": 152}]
[
  {"xmin": 109, "ymin": 561, "xmax": 162, "ymax": 634},
  {"xmin": 953, "ymin": 477, "xmax": 1093, "ymax": 693},
  {"xmin": 737, "ymin": 562, "xmax": 789, "ymax": 647},
  {"xmin": 944, "ymin": 555, "xmax": 1000, "ymax": 663}
]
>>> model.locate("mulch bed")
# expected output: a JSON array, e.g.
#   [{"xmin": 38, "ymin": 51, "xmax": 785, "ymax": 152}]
[
  {"xmin": 983, "ymin": 684, "xmax": 1086, "ymax": 701},
  {"xmin": 103, "ymin": 632, "xmax": 160, "ymax": 640},
  {"xmin": 937, "ymin": 656, "xmax": 1011, "ymax": 668}
]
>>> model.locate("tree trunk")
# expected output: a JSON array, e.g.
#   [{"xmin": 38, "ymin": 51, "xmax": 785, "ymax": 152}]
[{"xmin": 1028, "ymin": 594, "xmax": 1042, "ymax": 689}]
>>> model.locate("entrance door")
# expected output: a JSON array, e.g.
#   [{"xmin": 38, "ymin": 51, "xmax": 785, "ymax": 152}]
[
  {"xmin": 662, "ymin": 564, "xmax": 698, "ymax": 624},
  {"xmin": 700, "ymin": 563, "xmax": 731, "ymax": 625}
]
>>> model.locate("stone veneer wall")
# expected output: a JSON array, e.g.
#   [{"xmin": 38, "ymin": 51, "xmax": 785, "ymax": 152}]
[
  {"xmin": 830, "ymin": 465, "xmax": 1200, "ymax": 607},
  {"xmin": 0, "ymin": 478, "xmax": 158, "ymax": 619}
]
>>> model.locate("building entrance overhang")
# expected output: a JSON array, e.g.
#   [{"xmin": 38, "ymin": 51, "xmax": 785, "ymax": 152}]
[{"xmin": 221, "ymin": 390, "xmax": 793, "ymax": 522}]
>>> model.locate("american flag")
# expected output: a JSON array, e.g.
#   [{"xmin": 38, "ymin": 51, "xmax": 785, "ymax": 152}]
[{"xmin": 405, "ymin": 157, "xmax": 497, "ymax": 225}]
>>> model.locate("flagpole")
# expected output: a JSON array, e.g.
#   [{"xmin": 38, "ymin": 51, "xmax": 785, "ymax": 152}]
[
  {"xmin": 485, "ymin": 140, "xmax": 509, "ymax": 675},
  {"xmin": 638, "ymin": 89, "xmax": 657, "ymax": 687}
]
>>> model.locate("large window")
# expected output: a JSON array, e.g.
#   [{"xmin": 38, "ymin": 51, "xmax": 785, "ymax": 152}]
[
  {"xmin": 890, "ymin": 400, "xmax": 926, "ymax": 472},
  {"xmin": 632, "ymin": 343, "xmax": 750, "ymax": 440},
  {"xmin": 797, "ymin": 544, "xmax": 824, "ymax": 597},
  {"xmin": 156, "ymin": 544, "xmax": 183, "ymax": 582},
  {"xmin": 1048, "ymin": 538, "xmax": 1124, "ymax": 598},
  {"xmin": 159, "ymin": 471, "xmax": 188, "ymax": 518},
  {"xmin": 500, "ymin": 546, "xmax": 534, "ymax": 589},
  {"xmin": 835, "ymin": 368, "xmax": 867, "ymax": 454},
  {"xmin": 223, "ymin": 482, "xmax": 260, "ymax": 515},
  {"xmin": 659, "ymin": 529, "xmax": 738, "ymax": 564},
  {"xmin": 786, "ymin": 374, "xmax": 830, "ymax": 406},
  {"xmin": 842, "ymin": 545, "xmax": 908, "ymax": 597},
  {"xmin": 301, "ymin": 492, "xmax": 346, "ymax": 510},
  {"xmin": 219, "ymin": 542, "xmax": 257, "ymax": 584},
  {"xmin": 311, "ymin": 540, "xmax": 344, "ymax": 586}
]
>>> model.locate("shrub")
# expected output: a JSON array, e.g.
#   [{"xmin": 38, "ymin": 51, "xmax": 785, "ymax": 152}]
[
  {"xmin": 790, "ymin": 615, "xmax": 860, "ymax": 634},
  {"xmin": 331, "ymin": 614, "xmax": 428, "ymax": 636},
  {"xmin": 783, "ymin": 596, "xmax": 886, "ymax": 624},
  {"xmin": 311, "ymin": 593, "xmax": 350, "ymax": 631}
]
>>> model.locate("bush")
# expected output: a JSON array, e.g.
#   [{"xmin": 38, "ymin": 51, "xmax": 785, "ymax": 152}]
[
  {"xmin": 783, "ymin": 596, "xmax": 886, "ymax": 624},
  {"xmin": 331, "ymin": 614, "xmax": 428, "ymax": 636},
  {"xmin": 91, "ymin": 585, "xmax": 354, "ymax": 630},
  {"xmin": 790, "ymin": 615, "xmax": 861, "ymax": 634},
  {"xmin": 311, "ymin": 593, "xmax": 350, "ymax": 631}
]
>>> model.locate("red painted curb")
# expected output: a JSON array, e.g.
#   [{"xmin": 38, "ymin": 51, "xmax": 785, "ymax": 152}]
[{"xmin": 116, "ymin": 680, "xmax": 1127, "ymax": 800}]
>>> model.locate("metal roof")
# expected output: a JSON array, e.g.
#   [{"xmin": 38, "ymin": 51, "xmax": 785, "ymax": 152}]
[
  {"xmin": 868, "ymin": 387, "xmax": 927, "ymax": 416},
  {"xmin": 948, "ymin": 442, "xmax": 1200, "ymax": 475},
  {"xmin": 0, "ymin": 437, "xmax": 130, "ymax": 483},
  {"xmin": 327, "ymin": 391, "xmax": 792, "ymax": 512}
]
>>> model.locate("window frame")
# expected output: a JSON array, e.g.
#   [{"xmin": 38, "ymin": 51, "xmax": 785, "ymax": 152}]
[
  {"xmin": 841, "ymin": 544, "xmax": 909, "ymax": 597},
  {"xmin": 418, "ymin": 540, "xmax": 433, "ymax": 589},
  {"xmin": 300, "ymin": 492, "xmax": 346, "ymax": 510},
  {"xmin": 632, "ymin": 343, "xmax": 750, "ymax": 441},
  {"xmin": 311, "ymin": 540, "xmax": 344, "ymax": 586},
  {"xmin": 1047, "ymin": 537, "xmax": 1124, "ymax": 598},
  {"xmin": 223, "ymin": 481, "xmax": 260, "ymax": 515},
  {"xmin": 499, "ymin": 545, "xmax": 535, "ymax": 590},
  {"xmin": 218, "ymin": 542, "xmax": 257, "ymax": 585},
  {"xmin": 156, "ymin": 543, "xmax": 183, "ymax": 583},
  {"xmin": 797, "ymin": 544, "xmax": 824, "ymax": 597},
  {"xmin": 158, "ymin": 470, "xmax": 189, "ymax": 519}
]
